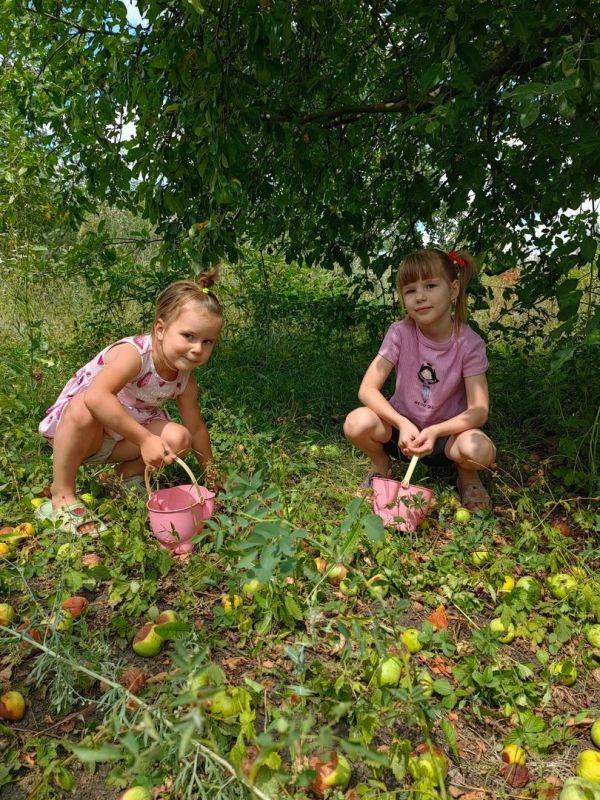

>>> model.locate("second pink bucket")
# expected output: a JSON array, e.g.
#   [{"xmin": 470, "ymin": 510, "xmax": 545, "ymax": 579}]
[
  {"xmin": 372, "ymin": 476, "xmax": 434, "ymax": 532},
  {"xmin": 145, "ymin": 457, "xmax": 215, "ymax": 554}
]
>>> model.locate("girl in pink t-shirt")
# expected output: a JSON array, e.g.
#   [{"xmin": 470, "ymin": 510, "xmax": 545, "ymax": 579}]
[
  {"xmin": 344, "ymin": 248, "xmax": 496, "ymax": 510},
  {"xmin": 38, "ymin": 271, "xmax": 223, "ymax": 532}
]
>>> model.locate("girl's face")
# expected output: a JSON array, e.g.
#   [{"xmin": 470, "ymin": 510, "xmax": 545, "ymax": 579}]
[
  {"xmin": 154, "ymin": 301, "xmax": 222, "ymax": 373},
  {"xmin": 400, "ymin": 272, "xmax": 458, "ymax": 328}
]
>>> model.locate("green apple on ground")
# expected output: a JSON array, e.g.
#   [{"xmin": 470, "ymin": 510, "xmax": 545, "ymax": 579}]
[
  {"xmin": 471, "ymin": 550, "xmax": 490, "ymax": 566},
  {"xmin": 516, "ymin": 576, "xmax": 542, "ymax": 603},
  {"xmin": 79, "ymin": 493, "xmax": 95, "ymax": 506},
  {"xmin": 586, "ymin": 625, "xmax": 600, "ymax": 648},
  {"xmin": 549, "ymin": 660, "xmax": 578, "ymax": 686},
  {"xmin": 0, "ymin": 690, "xmax": 26, "ymax": 721},
  {"xmin": 204, "ymin": 689, "xmax": 238, "ymax": 720},
  {"xmin": 339, "ymin": 579, "xmax": 358, "ymax": 596},
  {"xmin": 577, "ymin": 750, "xmax": 600, "ymax": 782},
  {"xmin": 500, "ymin": 576, "xmax": 515, "ymax": 593},
  {"xmin": 454, "ymin": 507, "xmax": 471, "ymax": 524},
  {"xmin": 377, "ymin": 657, "xmax": 402, "ymax": 687},
  {"xmin": 156, "ymin": 609, "xmax": 177, "ymax": 624},
  {"xmin": 132, "ymin": 624, "xmax": 164, "ymax": 657},
  {"xmin": 308, "ymin": 752, "xmax": 351, "ymax": 796},
  {"xmin": 502, "ymin": 744, "xmax": 526, "ymax": 765},
  {"xmin": 367, "ymin": 574, "xmax": 389, "ymax": 598},
  {"xmin": 590, "ymin": 719, "xmax": 600, "ymax": 748},
  {"xmin": 0, "ymin": 603, "xmax": 15, "ymax": 626},
  {"xmin": 30, "ymin": 497, "xmax": 45, "ymax": 509},
  {"xmin": 401, "ymin": 628, "xmax": 423, "ymax": 654},
  {"xmin": 242, "ymin": 578, "xmax": 262, "ymax": 597},
  {"xmin": 490, "ymin": 618, "xmax": 516, "ymax": 643},
  {"xmin": 118, "ymin": 787, "xmax": 153, "ymax": 800},
  {"xmin": 559, "ymin": 777, "xmax": 600, "ymax": 800},
  {"xmin": 327, "ymin": 564, "xmax": 348, "ymax": 585},
  {"xmin": 548, "ymin": 573, "xmax": 578, "ymax": 600},
  {"xmin": 408, "ymin": 744, "xmax": 448, "ymax": 786}
]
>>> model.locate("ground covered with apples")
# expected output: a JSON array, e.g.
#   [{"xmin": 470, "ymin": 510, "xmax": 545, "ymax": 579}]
[{"xmin": 1, "ymin": 266, "xmax": 599, "ymax": 800}]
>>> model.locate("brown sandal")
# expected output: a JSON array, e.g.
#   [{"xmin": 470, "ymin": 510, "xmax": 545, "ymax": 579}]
[{"xmin": 457, "ymin": 477, "xmax": 491, "ymax": 511}]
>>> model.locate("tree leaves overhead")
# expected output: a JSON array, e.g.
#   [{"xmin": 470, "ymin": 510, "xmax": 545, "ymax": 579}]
[{"xmin": 1, "ymin": 1, "xmax": 598, "ymax": 313}]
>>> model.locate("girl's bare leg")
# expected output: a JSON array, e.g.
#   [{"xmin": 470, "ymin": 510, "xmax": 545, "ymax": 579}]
[
  {"xmin": 107, "ymin": 420, "xmax": 193, "ymax": 478},
  {"xmin": 343, "ymin": 407, "xmax": 392, "ymax": 475},
  {"xmin": 445, "ymin": 429, "xmax": 496, "ymax": 508},
  {"xmin": 51, "ymin": 393, "xmax": 104, "ymax": 508}
]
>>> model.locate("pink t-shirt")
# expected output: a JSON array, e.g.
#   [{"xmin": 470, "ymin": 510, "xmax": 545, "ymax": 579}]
[{"xmin": 378, "ymin": 319, "xmax": 488, "ymax": 429}]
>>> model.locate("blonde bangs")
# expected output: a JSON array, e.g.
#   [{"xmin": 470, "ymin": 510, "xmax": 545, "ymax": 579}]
[{"xmin": 397, "ymin": 250, "xmax": 448, "ymax": 290}]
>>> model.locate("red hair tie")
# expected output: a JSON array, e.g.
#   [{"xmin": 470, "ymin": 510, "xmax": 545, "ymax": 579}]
[{"xmin": 448, "ymin": 250, "xmax": 467, "ymax": 268}]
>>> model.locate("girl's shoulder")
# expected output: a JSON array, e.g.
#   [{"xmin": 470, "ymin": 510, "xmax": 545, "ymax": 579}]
[
  {"xmin": 384, "ymin": 317, "xmax": 413, "ymax": 338},
  {"xmin": 116, "ymin": 333, "xmax": 152, "ymax": 354},
  {"xmin": 458, "ymin": 323, "xmax": 487, "ymax": 349}
]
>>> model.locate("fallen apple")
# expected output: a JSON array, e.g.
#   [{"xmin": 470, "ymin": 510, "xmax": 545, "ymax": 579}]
[
  {"xmin": 327, "ymin": 564, "xmax": 348, "ymax": 586},
  {"xmin": 454, "ymin": 507, "xmax": 471, "ymax": 524},
  {"xmin": 377, "ymin": 656, "xmax": 402, "ymax": 687},
  {"xmin": 368, "ymin": 574, "xmax": 389, "ymax": 598},
  {"xmin": 0, "ymin": 603, "xmax": 15, "ymax": 626},
  {"xmin": 31, "ymin": 498, "xmax": 45, "ymax": 509},
  {"xmin": 0, "ymin": 690, "xmax": 25, "ymax": 722},
  {"xmin": 205, "ymin": 689, "xmax": 238, "ymax": 720},
  {"xmin": 471, "ymin": 550, "xmax": 490, "ymax": 566},
  {"xmin": 79, "ymin": 493, "xmax": 95, "ymax": 506},
  {"xmin": 549, "ymin": 660, "xmax": 577, "ymax": 686},
  {"xmin": 490, "ymin": 618, "xmax": 516, "ymax": 643},
  {"xmin": 586, "ymin": 625, "xmax": 600, "ymax": 648},
  {"xmin": 339, "ymin": 579, "xmax": 358, "ymax": 597},
  {"xmin": 242, "ymin": 578, "xmax": 262, "ymax": 597},
  {"xmin": 502, "ymin": 744, "xmax": 526, "ymax": 765},
  {"xmin": 118, "ymin": 787, "xmax": 153, "ymax": 800},
  {"xmin": 13, "ymin": 523, "xmax": 34, "ymax": 537},
  {"xmin": 132, "ymin": 624, "xmax": 164, "ymax": 657},
  {"xmin": 408, "ymin": 744, "xmax": 448, "ymax": 786},
  {"xmin": 500, "ymin": 576, "xmax": 515, "ymax": 593},
  {"xmin": 516, "ymin": 576, "xmax": 542, "ymax": 604},
  {"xmin": 401, "ymin": 628, "xmax": 423, "ymax": 654},
  {"xmin": 308, "ymin": 752, "xmax": 351, "ymax": 796},
  {"xmin": 221, "ymin": 594, "xmax": 242, "ymax": 616},
  {"xmin": 0, "ymin": 542, "xmax": 12, "ymax": 556},
  {"xmin": 548, "ymin": 573, "xmax": 578, "ymax": 600},
  {"xmin": 559, "ymin": 777, "xmax": 600, "ymax": 800},
  {"xmin": 591, "ymin": 719, "xmax": 600, "ymax": 748},
  {"xmin": 577, "ymin": 750, "xmax": 600, "ymax": 782},
  {"xmin": 82, "ymin": 553, "xmax": 101, "ymax": 568},
  {"xmin": 156, "ymin": 609, "xmax": 177, "ymax": 624},
  {"xmin": 314, "ymin": 557, "xmax": 327, "ymax": 575},
  {"xmin": 61, "ymin": 596, "xmax": 88, "ymax": 619}
]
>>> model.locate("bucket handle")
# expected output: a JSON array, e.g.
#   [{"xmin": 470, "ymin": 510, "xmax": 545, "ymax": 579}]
[{"xmin": 144, "ymin": 455, "xmax": 205, "ymax": 504}]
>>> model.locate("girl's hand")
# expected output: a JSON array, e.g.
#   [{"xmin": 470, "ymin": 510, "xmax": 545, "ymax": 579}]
[
  {"xmin": 140, "ymin": 434, "xmax": 176, "ymax": 467},
  {"xmin": 398, "ymin": 421, "xmax": 420, "ymax": 457},
  {"xmin": 409, "ymin": 427, "xmax": 437, "ymax": 456}
]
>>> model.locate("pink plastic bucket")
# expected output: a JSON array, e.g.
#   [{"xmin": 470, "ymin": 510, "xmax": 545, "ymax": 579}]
[
  {"xmin": 145, "ymin": 457, "xmax": 215, "ymax": 554},
  {"xmin": 372, "ymin": 476, "xmax": 434, "ymax": 532}
]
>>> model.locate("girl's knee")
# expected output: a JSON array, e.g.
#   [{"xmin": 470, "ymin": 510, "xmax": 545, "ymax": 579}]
[
  {"xmin": 455, "ymin": 430, "xmax": 495, "ymax": 467},
  {"xmin": 161, "ymin": 423, "xmax": 192, "ymax": 454},
  {"xmin": 343, "ymin": 408, "xmax": 372, "ymax": 441},
  {"xmin": 63, "ymin": 394, "xmax": 97, "ymax": 429}
]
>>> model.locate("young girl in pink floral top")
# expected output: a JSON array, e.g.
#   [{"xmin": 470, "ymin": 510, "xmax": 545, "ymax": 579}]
[
  {"xmin": 344, "ymin": 248, "xmax": 496, "ymax": 510},
  {"xmin": 38, "ymin": 271, "xmax": 222, "ymax": 532}
]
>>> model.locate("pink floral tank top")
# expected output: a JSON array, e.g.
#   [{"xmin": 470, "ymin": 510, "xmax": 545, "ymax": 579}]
[{"xmin": 39, "ymin": 334, "xmax": 190, "ymax": 440}]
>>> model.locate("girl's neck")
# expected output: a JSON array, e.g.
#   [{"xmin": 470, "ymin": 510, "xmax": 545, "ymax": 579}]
[{"xmin": 414, "ymin": 314, "xmax": 455, "ymax": 343}]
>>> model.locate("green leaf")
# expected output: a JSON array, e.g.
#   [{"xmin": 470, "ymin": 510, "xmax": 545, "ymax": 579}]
[
  {"xmin": 153, "ymin": 621, "xmax": 191, "ymax": 640},
  {"xmin": 362, "ymin": 513, "xmax": 385, "ymax": 542},
  {"xmin": 440, "ymin": 718, "xmax": 460, "ymax": 760},
  {"xmin": 67, "ymin": 744, "xmax": 123, "ymax": 763},
  {"xmin": 284, "ymin": 595, "xmax": 304, "ymax": 621},
  {"xmin": 519, "ymin": 103, "xmax": 539, "ymax": 128}
]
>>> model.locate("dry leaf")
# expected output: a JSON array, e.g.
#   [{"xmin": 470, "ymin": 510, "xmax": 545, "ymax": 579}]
[{"xmin": 427, "ymin": 604, "xmax": 449, "ymax": 630}]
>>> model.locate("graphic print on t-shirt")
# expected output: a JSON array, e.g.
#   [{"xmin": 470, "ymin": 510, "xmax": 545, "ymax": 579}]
[{"xmin": 417, "ymin": 362, "xmax": 439, "ymax": 403}]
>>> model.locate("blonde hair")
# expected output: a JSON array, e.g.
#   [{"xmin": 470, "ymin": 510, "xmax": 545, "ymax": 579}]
[
  {"xmin": 397, "ymin": 248, "xmax": 476, "ymax": 329},
  {"xmin": 153, "ymin": 268, "xmax": 222, "ymax": 328}
]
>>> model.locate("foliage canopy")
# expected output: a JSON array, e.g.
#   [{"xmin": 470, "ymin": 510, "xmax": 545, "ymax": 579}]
[{"xmin": 1, "ymin": 1, "xmax": 598, "ymax": 328}]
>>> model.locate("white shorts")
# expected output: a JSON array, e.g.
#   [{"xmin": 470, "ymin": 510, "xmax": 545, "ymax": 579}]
[{"xmin": 83, "ymin": 435, "xmax": 118, "ymax": 464}]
